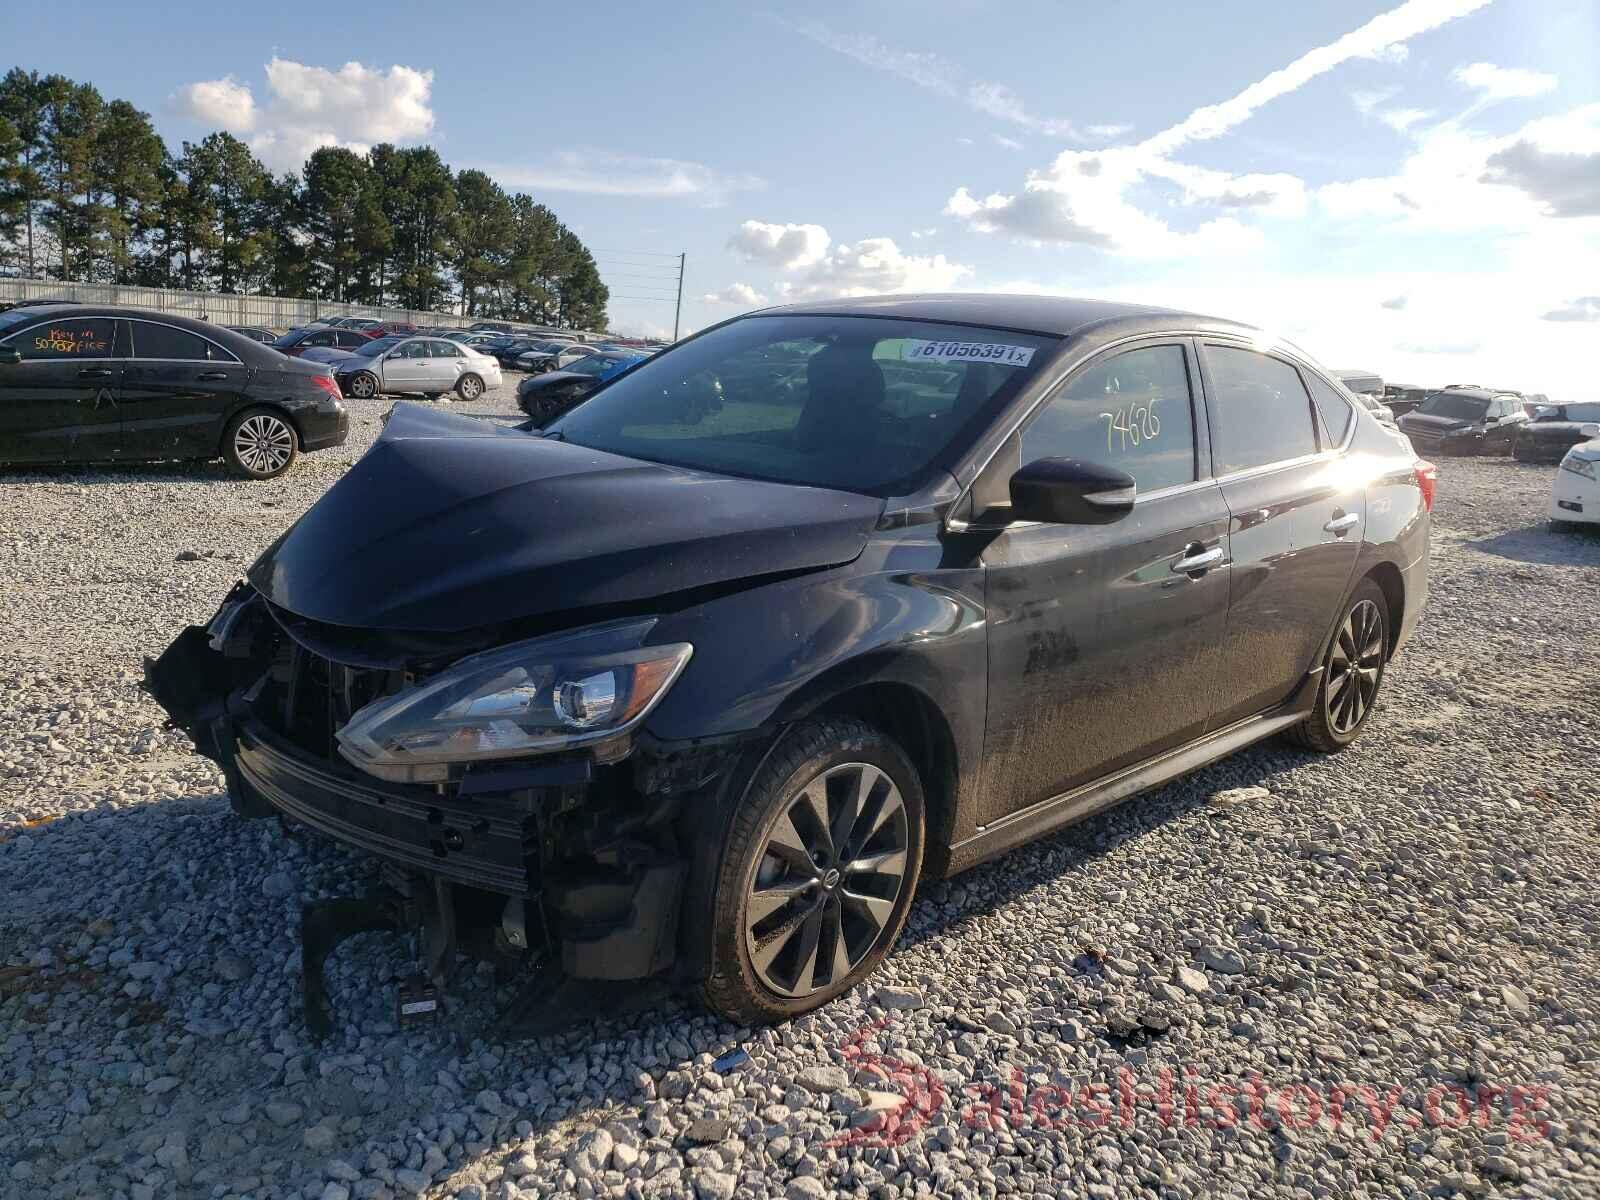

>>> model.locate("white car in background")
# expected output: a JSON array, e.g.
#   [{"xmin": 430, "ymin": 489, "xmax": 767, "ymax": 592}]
[
  {"xmin": 333, "ymin": 335, "xmax": 502, "ymax": 401},
  {"xmin": 1551, "ymin": 436, "xmax": 1600, "ymax": 530}
]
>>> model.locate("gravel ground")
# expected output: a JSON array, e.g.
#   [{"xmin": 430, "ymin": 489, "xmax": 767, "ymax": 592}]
[{"xmin": 3, "ymin": 428, "xmax": 1599, "ymax": 1200}]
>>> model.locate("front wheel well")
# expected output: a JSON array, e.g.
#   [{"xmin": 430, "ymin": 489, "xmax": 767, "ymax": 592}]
[
  {"xmin": 1365, "ymin": 561, "xmax": 1404, "ymax": 658},
  {"xmin": 806, "ymin": 682, "xmax": 958, "ymax": 858}
]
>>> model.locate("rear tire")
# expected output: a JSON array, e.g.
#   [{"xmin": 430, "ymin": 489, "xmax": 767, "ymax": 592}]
[
  {"xmin": 1286, "ymin": 577, "xmax": 1389, "ymax": 753},
  {"xmin": 223, "ymin": 408, "xmax": 299, "ymax": 479},
  {"xmin": 456, "ymin": 373, "xmax": 484, "ymax": 401},
  {"xmin": 695, "ymin": 717, "xmax": 925, "ymax": 1025}
]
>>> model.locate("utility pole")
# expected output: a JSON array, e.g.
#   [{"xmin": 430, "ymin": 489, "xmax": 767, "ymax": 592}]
[{"xmin": 672, "ymin": 252, "xmax": 685, "ymax": 342}]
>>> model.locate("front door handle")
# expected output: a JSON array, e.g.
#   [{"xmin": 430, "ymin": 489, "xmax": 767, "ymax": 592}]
[
  {"xmin": 1324, "ymin": 511, "xmax": 1361, "ymax": 536},
  {"xmin": 78, "ymin": 367, "xmax": 113, "ymax": 380},
  {"xmin": 1171, "ymin": 544, "xmax": 1225, "ymax": 575},
  {"xmin": 196, "ymin": 371, "xmax": 229, "ymax": 381}
]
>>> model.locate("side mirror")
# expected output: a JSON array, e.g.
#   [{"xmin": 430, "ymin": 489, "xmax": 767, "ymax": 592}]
[
  {"xmin": 1580, "ymin": 423, "xmax": 1600, "ymax": 438},
  {"xmin": 0, "ymin": 346, "xmax": 20, "ymax": 365},
  {"xmin": 1009, "ymin": 457, "xmax": 1136, "ymax": 524}
]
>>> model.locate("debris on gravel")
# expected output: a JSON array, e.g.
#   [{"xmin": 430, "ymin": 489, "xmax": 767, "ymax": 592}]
[{"xmin": 3, "ymin": 445, "xmax": 1598, "ymax": 1199}]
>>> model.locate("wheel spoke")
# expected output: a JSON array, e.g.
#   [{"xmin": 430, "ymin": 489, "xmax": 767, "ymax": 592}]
[
  {"xmin": 790, "ymin": 906, "xmax": 825, "ymax": 993},
  {"xmin": 763, "ymin": 812, "xmax": 817, "ymax": 873},
  {"xmin": 827, "ymin": 900, "xmax": 853, "ymax": 983},
  {"xmin": 845, "ymin": 847, "xmax": 906, "ymax": 879},
  {"xmin": 749, "ymin": 905, "xmax": 811, "ymax": 979},
  {"xmin": 840, "ymin": 886, "xmax": 894, "ymax": 932},
  {"xmin": 747, "ymin": 877, "xmax": 812, "ymax": 928},
  {"xmin": 794, "ymin": 781, "xmax": 833, "ymax": 859},
  {"xmin": 1326, "ymin": 668, "xmax": 1351, "ymax": 704}
]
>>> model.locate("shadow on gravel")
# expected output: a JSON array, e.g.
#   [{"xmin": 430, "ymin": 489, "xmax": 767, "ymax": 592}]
[
  {"xmin": 1464, "ymin": 524, "xmax": 1600, "ymax": 566},
  {"xmin": 1, "ymin": 732, "xmax": 1322, "ymax": 1189},
  {"xmin": 0, "ymin": 461, "xmax": 244, "ymax": 484}
]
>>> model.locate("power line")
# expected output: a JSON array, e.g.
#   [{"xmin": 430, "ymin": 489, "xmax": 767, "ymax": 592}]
[{"xmin": 589, "ymin": 247, "xmax": 682, "ymax": 257}]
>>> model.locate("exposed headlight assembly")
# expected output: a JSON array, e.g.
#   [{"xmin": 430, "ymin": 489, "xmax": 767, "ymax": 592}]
[
  {"xmin": 1561, "ymin": 455, "xmax": 1597, "ymax": 480},
  {"xmin": 337, "ymin": 618, "xmax": 692, "ymax": 783}
]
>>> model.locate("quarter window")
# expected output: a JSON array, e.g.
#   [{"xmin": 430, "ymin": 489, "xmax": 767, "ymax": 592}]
[
  {"xmin": 131, "ymin": 322, "xmax": 224, "ymax": 361},
  {"xmin": 6, "ymin": 318, "xmax": 115, "ymax": 360},
  {"xmin": 1020, "ymin": 344, "xmax": 1198, "ymax": 492},
  {"xmin": 1204, "ymin": 346, "xmax": 1318, "ymax": 474},
  {"xmin": 1306, "ymin": 374, "xmax": 1354, "ymax": 445}
]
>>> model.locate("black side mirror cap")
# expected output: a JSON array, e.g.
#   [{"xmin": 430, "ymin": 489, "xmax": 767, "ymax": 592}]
[
  {"xmin": 1009, "ymin": 457, "xmax": 1137, "ymax": 525},
  {"xmin": 0, "ymin": 346, "xmax": 20, "ymax": 365}
]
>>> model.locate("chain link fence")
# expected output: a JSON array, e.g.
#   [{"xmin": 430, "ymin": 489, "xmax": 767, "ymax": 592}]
[{"xmin": 0, "ymin": 278, "xmax": 602, "ymax": 338}]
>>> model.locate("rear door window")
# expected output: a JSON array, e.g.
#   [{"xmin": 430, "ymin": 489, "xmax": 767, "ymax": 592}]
[
  {"xmin": 1306, "ymin": 374, "xmax": 1355, "ymax": 445},
  {"xmin": 1020, "ymin": 344, "xmax": 1198, "ymax": 492},
  {"xmin": 5, "ymin": 317, "xmax": 115, "ymax": 360},
  {"xmin": 1203, "ymin": 346, "xmax": 1318, "ymax": 474},
  {"xmin": 130, "ymin": 321, "xmax": 222, "ymax": 361}
]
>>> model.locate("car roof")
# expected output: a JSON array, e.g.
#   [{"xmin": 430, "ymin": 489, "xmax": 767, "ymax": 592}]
[
  {"xmin": 3, "ymin": 302, "xmax": 280, "ymax": 362},
  {"xmin": 1431, "ymin": 387, "xmax": 1498, "ymax": 400},
  {"xmin": 752, "ymin": 292, "xmax": 1256, "ymax": 339}
]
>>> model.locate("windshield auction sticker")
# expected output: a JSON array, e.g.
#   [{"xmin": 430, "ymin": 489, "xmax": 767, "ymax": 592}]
[{"xmin": 901, "ymin": 340, "xmax": 1037, "ymax": 367}]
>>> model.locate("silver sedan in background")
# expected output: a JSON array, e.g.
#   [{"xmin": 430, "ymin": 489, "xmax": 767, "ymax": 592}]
[{"xmin": 332, "ymin": 335, "xmax": 503, "ymax": 401}]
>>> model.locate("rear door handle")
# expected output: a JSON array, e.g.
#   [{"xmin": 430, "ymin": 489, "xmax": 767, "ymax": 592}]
[
  {"xmin": 1324, "ymin": 512, "xmax": 1361, "ymax": 535},
  {"xmin": 1171, "ymin": 544, "xmax": 1225, "ymax": 575},
  {"xmin": 77, "ymin": 367, "xmax": 113, "ymax": 380},
  {"xmin": 196, "ymin": 371, "xmax": 229, "ymax": 381}
]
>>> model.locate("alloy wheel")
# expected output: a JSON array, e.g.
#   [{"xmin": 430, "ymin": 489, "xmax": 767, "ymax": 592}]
[
  {"xmin": 350, "ymin": 373, "xmax": 377, "ymax": 398},
  {"xmin": 744, "ymin": 762, "xmax": 909, "ymax": 998},
  {"xmin": 233, "ymin": 414, "xmax": 294, "ymax": 476},
  {"xmin": 1327, "ymin": 598, "xmax": 1383, "ymax": 734},
  {"xmin": 459, "ymin": 375, "xmax": 483, "ymax": 400}
]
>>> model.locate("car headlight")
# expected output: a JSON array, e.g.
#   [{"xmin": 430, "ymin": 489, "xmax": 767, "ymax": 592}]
[
  {"xmin": 336, "ymin": 618, "xmax": 692, "ymax": 782},
  {"xmin": 1561, "ymin": 455, "xmax": 1597, "ymax": 479}
]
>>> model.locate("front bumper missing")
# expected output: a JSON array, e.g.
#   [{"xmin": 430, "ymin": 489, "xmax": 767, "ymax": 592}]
[{"xmin": 143, "ymin": 613, "xmax": 697, "ymax": 1037}]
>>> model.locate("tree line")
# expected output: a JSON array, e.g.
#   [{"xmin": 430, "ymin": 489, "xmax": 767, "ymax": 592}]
[{"xmin": 0, "ymin": 69, "xmax": 609, "ymax": 328}]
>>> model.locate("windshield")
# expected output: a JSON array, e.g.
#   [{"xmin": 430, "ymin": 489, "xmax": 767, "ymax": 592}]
[
  {"xmin": 548, "ymin": 314, "xmax": 1060, "ymax": 495},
  {"xmin": 355, "ymin": 336, "xmax": 403, "ymax": 358},
  {"xmin": 1418, "ymin": 392, "xmax": 1489, "ymax": 420},
  {"xmin": 272, "ymin": 331, "xmax": 301, "ymax": 348},
  {"xmin": 565, "ymin": 354, "xmax": 628, "ymax": 378}
]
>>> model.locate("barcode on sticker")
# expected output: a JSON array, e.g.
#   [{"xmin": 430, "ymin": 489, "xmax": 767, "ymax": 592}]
[
  {"xmin": 902, "ymin": 340, "xmax": 1036, "ymax": 367},
  {"xmin": 400, "ymin": 999, "xmax": 437, "ymax": 1015}
]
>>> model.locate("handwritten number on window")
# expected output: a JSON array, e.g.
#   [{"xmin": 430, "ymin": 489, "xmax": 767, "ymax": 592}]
[{"xmin": 1098, "ymin": 398, "xmax": 1161, "ymax": 454}]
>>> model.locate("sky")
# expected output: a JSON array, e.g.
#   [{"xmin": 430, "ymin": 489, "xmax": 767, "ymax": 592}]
[{"xmin": 4, "ymin": 0, "xmax": 1598, "ymax": 398}]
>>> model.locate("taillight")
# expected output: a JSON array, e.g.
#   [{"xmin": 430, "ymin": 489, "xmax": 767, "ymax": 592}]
[
  {"xmin": 311, "ymin": 373, "xmax": 342, "ymax": 401},
  {"xmin": 1414, "ymin": 459, "xmax": 1437, "ymax": 511}
]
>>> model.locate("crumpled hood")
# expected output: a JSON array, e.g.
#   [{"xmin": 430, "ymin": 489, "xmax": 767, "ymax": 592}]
[
  {"xmin": 1399, "ymin": 411, "xmax": 1480, "ymax": 433},
  {"xmin": 248, "ymin": 402, "xmax": 882, "ymax": 632}
]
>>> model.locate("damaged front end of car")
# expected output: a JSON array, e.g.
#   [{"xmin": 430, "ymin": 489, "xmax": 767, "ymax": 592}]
[{"xmin": 143, "ymin": 583, "xmax": 745, "ymax": 1038}]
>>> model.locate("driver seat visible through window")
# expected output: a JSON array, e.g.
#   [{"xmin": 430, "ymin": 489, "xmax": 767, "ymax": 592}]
[{"xmin": 794, "ymin": 341, "xmax": 887, "ymax": 450}]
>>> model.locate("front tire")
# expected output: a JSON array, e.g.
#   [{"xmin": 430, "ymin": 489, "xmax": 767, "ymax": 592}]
[
  {"xmin": 346, "ymin": 371, "xmax": 379, "ymax": 400},
  {"xmin": 1287, "ymin": 577, "xmax": 1388, "ymax": 753},
  {"xmin": 456, "ymin": 373, "xmax": 484, "ymax": 401},
  {"xmin": 697, "ymin": 717, "xmax": 925, "ymax": 1024},
  {"xmin": 223, "ymin": 408, "xmax": 299, "ymax": 479}
]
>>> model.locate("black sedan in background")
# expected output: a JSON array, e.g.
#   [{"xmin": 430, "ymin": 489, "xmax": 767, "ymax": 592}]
[
  {"xmin": 274, "ymin": 326, "xmax": 376, "ymax": 358},
  {"xmin": 0, "ymin": 304, "xmax": 347, "ymax": 478},
  {"xmin": 1396, "ymin": 387, "xmax": 1528, "ymax": 456},
  {"xmin": 1513, "ymin": 402, "xmax": 1600, "ymax": 462},
  {"xmin": 227, "ymin": 325, "xmax": 280, "ymax": 344},
  {"xmin": 147, "ymin": 294, "xmax": 1432, "ymax": 1030}
]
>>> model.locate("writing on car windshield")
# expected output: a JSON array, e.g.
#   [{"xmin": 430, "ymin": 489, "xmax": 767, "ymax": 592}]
[{"xmin": 546, "ymin": 315, "xmax": 1058, "ymax": 495}]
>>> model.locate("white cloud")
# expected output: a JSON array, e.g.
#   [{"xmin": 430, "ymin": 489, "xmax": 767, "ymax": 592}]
[
  {"xmin": 263, "ymin": 58, "xmax": 434, "ymax": 143},
  {"xmin": 993, "ymin": 134, "xmax": 1025, "ymax": 151},
  {"xmin": 909, "ymin": 227, "xmax": 938, "ymax": 239},
  {"xmin": 783, "ymin": 20, "xmax": 1081, "ymax": 138},
  {"xmin": 175, "ymin": 57, "xmax": 436, "ymax": 172},
  {"xmin": 1086, "ymin": 123, "xmax": 1134, "ymax": 140},
  {"xmin": 727, "ymin": 220, "xmax": 832, "ymax": 269},
  {"xmin": 171, "ymin": 77, "xmax": 257, "ymax": 132},
  {"xmin": 490, "ymin": 153, "xmax": 764, "ymax": 204},
  {"xmin": 946, "ymin": 0, "xmax": 1494, "ymax": 253},
  {"xmin": 780, "ymin": 237, "xmax": 972, "ymax": 298},
  {"xmin": 1542, "ymin": 296, "xmax": 1600, "ymax": 322},
  {"xmin": 1140, "ymin": 0, "xmax": 1493, "ymax": 157},
  {"xmin": 1380, "ymin": 107, "xmax": 1434, "ymax": 132},
  {"xmin": 701, "ymin": 283, "xmax": 769, "ymax": 306},
  {"xmin": 1452, "ymin": 62, "xmax": 1558, "ymax": 101}
]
